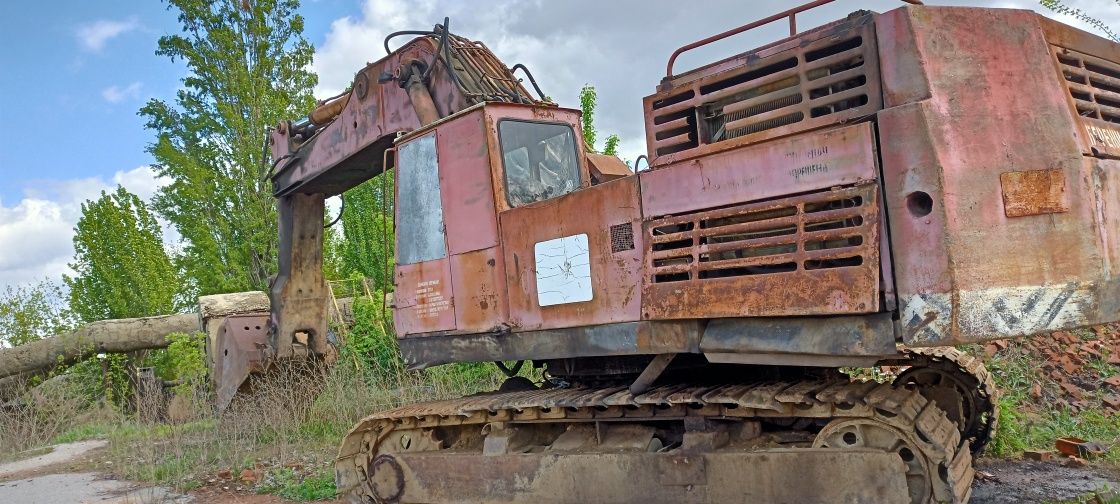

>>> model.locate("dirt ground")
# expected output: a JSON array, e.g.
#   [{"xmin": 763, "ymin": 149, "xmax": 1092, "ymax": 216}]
[
  {"xmin": 0, "ymin": 442, "xmax": 1116, "ymax": 503},
  {"xmin": 971, "ymin": 458, "xmax": 1120, "ymax": 503}
]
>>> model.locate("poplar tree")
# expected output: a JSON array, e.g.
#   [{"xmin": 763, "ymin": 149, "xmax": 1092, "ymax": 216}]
[
  {"xmin": 140, "ymin": 0, "xmax": 317, "ymax": 296},
  {"xmin": 65, "ymin": 187, "xmax": 178, "ymax": 321}
]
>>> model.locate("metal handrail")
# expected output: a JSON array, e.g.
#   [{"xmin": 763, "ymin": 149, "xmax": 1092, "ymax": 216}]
[{"xmin": 663, "ymin": 0, "xmax": 924, "ymax": 79}]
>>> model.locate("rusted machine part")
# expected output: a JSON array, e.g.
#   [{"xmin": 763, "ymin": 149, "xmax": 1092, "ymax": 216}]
[
  {"xmin": 888, "ymin": 347, "xmax": 999, "ymax": 457},
  {"xmin": 310, "ymin": 93, "xmax": 352, "ymax": 126},
  {"xmin": 403, "ymin": 64, "xmax": 441, "ymax": 126},
  {"xmin": 335, "ymin": 379, "xmax": 972, "ymax": 504},
  {"xmin": 214, "ymin": 313, "xmax": 271, "ymax": 411},
  {"xmin": 585, "ymin": 152, "xmax": 632, "ymax": 184}
]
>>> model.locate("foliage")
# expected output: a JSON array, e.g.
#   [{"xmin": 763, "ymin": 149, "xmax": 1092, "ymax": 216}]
[
  {"xmin": 146, "ymin": 332, "xmax": 209, "ymax": 392},
  {"xmin": 65, "ymin": 186, "xmax": 178, "ymax": 322},
  {"xmin": 339, "ymin": 174, "xmax": 395, "ymax": 291},
  {"xmin": 342, "ymin": 296, "xmax": 400, "ymax": 375},
  {"xmin": 603, "ymin": 134, "xmax": 621, "ymax": 157},
  {"xmin": 0, "ymin": 279, "xmax": 75, "ymax": 347},
  {"xmin": 1039, "ymin": 1, "xmax": 1119, "ymax": 42},
  {"xmin": 140, "ymin": 0, "xmax": 317, "ymax": 297},
  {"xmin": 578, "ymin": 84, "xmax": 622, "ymax": 157},
  {"xmin": 578, "ymin": 84, "xmax": 598, "ymax": 150}
]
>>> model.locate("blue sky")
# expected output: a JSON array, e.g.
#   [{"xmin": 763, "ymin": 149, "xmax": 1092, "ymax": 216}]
[
  {"xmin": 0, "ymin": 0, "xmax": 359, "ymax": 203},
  {"xmin": 0, "ymin": 0, "xmax": 1115, "ymax": 290}
]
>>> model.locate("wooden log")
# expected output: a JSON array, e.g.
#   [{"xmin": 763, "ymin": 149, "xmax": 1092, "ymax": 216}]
[{"xmin": 0, "ymin": 313, "xmax": 199, "ymax": 379}]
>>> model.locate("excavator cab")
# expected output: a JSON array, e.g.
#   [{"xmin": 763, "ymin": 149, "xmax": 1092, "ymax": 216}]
[{"xmin": 390, "ymin": 104, "xmax": 592, "ymax": 340}]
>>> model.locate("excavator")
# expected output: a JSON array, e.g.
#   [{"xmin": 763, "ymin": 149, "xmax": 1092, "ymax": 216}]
[{"xmin": 246, "ymin": 1, "xmax": 1120, "ymax": 502}]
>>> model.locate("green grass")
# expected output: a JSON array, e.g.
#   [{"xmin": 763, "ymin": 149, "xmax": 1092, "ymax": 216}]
[
  {"xmin": 258, "ymin": 467, "xmax": 336, "ymax": 501},
  {"xmin": 985, "ymin": 341, "xmax": 1120, "ymax": 463}
]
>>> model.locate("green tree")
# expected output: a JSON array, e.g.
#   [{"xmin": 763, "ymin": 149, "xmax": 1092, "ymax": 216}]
[
  {"xmin": 578, "ymin": 84, "xmax": 621, "ymax": 156},
  {"xmin": 1040, "ymin": 1, "xmax": 1118, "ymax": 42},
  {"xmin": 0, "ymin": 279, "xmax": 75, "ymax": 347},
  {"xmin": 65, "ymin": 187, "xmax": 178, "ymax": 321},
  {"xmin": 339, "ymin": 174, "xmax": 395, "ymax": 292},
  {"xmin": 141, "ymin": 0, "xmax": 317, "ymax": 297}
]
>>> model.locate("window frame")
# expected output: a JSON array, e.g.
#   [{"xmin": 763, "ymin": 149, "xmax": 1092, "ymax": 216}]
[{"xmin": 496, "ymin": 118, "xmax": 583, "ymax": 208}]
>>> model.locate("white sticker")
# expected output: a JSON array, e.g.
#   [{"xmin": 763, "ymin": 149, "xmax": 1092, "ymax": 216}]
[{"xmin": 534, "ymin": 234, "xmax": 592, "ymax": 306}]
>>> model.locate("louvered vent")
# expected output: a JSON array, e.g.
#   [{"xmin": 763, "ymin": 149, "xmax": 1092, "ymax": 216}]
[
  {"xmin": 646, "ymin": 184, "xmax": 877, "ymax": 283},
  {"xmin": 1054, "ymin": 47, "xmax": 1120, "ymax": 124},
  {"xmin": 646, "ymin": 14, "xmax": 881, "ymax": 162}
]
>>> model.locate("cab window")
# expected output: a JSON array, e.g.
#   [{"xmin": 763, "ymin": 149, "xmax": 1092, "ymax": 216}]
[{"xmin": 499, "ymin": 120, "xmax": 581, "ymax": 207}]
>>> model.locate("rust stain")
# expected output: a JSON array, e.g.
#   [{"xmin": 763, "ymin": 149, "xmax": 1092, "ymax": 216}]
[{"xmin": 1000, "ymin": 169, "xmax": 1069, "ymax": 218}]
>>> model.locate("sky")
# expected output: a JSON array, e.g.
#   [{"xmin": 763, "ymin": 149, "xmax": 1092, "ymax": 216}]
[{"xmin": 0, "ymin": 0, "xmax": 1117, "ymax": 291}]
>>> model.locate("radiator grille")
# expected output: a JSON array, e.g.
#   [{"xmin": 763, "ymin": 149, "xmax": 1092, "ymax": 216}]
[
  {"xmin": 1054, "ymin": 47, "xmax": 1120, "ymax": 124},
  {"xmin": 647, "ymin": 14, "xmax": 881, "ymax": 161},
  {"xmin": 646, "ymin": 184, "xmax": 877, "ymax": 283}
]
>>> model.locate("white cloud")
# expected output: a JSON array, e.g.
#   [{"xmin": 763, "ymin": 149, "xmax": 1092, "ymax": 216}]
[
  {"xmin": 76, "ymin": 17, "xmax": 140, "ymax": 53},
  {"xmin": 0, "ymin": 167, "xmax": 171, "ymax": 290},
  {"xmin": 101, "ymin": 82, "xmax": 144, "ymax": 104}
]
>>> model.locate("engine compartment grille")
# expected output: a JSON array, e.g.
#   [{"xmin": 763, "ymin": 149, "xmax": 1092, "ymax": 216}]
[
  {"xmin": 646, "ymin": 184, "xmax": 878, "ymax": 284},
  {"xmin": 1054, "ymin": 47, "xmax": 1120, "ymax": 125},
  {"xmin": 646, "ymin": 13, "xmax": 882, "ymax": 164}
]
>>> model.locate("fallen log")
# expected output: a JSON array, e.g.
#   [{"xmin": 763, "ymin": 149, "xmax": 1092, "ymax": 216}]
[{"xmin": 0, "ymin": 313, "xmax": 199, "ymax": 379}]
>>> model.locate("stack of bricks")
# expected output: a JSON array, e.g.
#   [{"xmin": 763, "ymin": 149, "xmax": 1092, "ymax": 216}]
[{"xmin": 984, "ymin": 323, "xmax": 1120, "ymax": 414}]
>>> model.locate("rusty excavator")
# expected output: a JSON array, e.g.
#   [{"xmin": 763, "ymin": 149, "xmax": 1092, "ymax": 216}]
[{"xmin": 247, "ymin": 1, "xmax": 1120, "ymax": 502}]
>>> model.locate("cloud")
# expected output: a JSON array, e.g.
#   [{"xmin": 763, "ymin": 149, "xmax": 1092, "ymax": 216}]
[
  {"xmin": 101, "ymin": 82, "xmax": 144, "ymax": 104},
  {"xmin": 0, "ymin": 167, "xmax": 171, "ymax": 290},
  {"xmin": 76, "ymin": 17, "xmax": 140, "ymax": 53}
]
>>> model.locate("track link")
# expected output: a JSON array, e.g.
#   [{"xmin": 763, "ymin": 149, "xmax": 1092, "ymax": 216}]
[
  {"xmin": 336, "ymin": 379, "xmax": 973, "ymax": 503},
  {"xmin": 893, "ymin": 347, "xmax": 1000, "ymax": 456}
]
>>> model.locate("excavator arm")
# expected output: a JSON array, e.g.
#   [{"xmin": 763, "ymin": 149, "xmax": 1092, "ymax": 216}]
[{"xmin": 265, "ymin": 20, "xmax": 547, "ymax": 360}]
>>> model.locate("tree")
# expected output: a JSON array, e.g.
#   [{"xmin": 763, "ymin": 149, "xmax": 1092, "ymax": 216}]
[
  {"xmin": 0, "ymin": 280, "xmax": 75, "ymax": 348},
  {"xmin": 1040, "ymin": 1, "xmax": 1118, "ymax": 42},
  {"xmin": 339, "ymin": 174, "xmax": 395, "ymax": 292},
  {"xmin": 65, "ymin": 187, "xmax": 178, "ymax": 321},
  {"xmin": 578, "ymin": 84, "xmax": 622, "ymax": 156},
  {"xmin": 141, "ymin": 0, "xmax": 317, "ymax": 297}
]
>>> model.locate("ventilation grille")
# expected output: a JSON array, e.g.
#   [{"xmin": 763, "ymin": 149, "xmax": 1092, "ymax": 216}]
[
  {"xmin": 646, "ymin": 184, "xmax": 877, "ymax": 284},
  {"xmin": 1054, "ymin": 47, "xmax": 1120, "ymax": 124},
  {"xmin": 610, "ymin": 222, "xmax": 635, "ymax": 253},
  {"xmin": 647, "ymin": 15, "xmax": 881, "ymax": 161}
]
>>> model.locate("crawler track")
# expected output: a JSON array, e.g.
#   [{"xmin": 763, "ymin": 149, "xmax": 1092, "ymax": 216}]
[
  {"xmin": 894, "ymin": 347, "xmax": 1000, "ymax": 455},
  {"xmin": 336, "ymin": 379, "xmax": 973, "ymax": 503}
]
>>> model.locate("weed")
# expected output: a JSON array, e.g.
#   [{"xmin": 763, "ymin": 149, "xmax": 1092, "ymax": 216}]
[{"xmin": 259, "ymin": 467, "xmax": 336, "ymax": 501}]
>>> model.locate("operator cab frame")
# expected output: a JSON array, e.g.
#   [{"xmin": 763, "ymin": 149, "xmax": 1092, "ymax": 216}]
[{"xmin": 391, "ymin": 102, "xmax": 593, "ymax": 339}]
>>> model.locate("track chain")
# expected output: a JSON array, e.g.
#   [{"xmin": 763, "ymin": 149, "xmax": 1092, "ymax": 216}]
[
  {"xmin": 336, "ymin": 378, "xmax": 973, "ymax": 504},
  {"xmin": 894, "ymin": 346, "xmax": 1000, "ymax": 456}
]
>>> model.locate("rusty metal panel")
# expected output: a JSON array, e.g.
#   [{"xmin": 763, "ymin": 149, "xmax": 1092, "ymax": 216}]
[
  {"xmin": 1000, "ymin": 169, "xmax": 1069, "ymax": 217},
  {"xmin": 438, "ymin": 109, "xmax": 500, "ymax": 255},
  {"xmin": 877, "ymin": 7, "xmax": 1112, "ymax": 346},
  {"xmin": 214, "ymin": 314, "xmax": 269, "ymax": 411},
  {"xmin": 500, "ymin": 176, "xmax": 643, "ymax": 331},
  {"xmin": 393, "ymin": 260, "xmax": 456, "ymax": 336},
  {"xmin": 642, "ymin": 12, "xmax": 882, "ymax": 168},
  {"xmin": 700, "ymin": 313, "xmax": 895, "ymax": 357},
  {"xmin": 642, "ymin": 183, "xmax": 880, "ymax": 319},
  {"xmin": 449, "ymin": 247, "xmax": 508, "ymax": 334},
  {"xmin": 398, "ymin": 321, "xmax": 702, "ymax": 368},
  {"xmin": 639, "ymin": 122, "xmax": 877, "ymax": 218}
]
